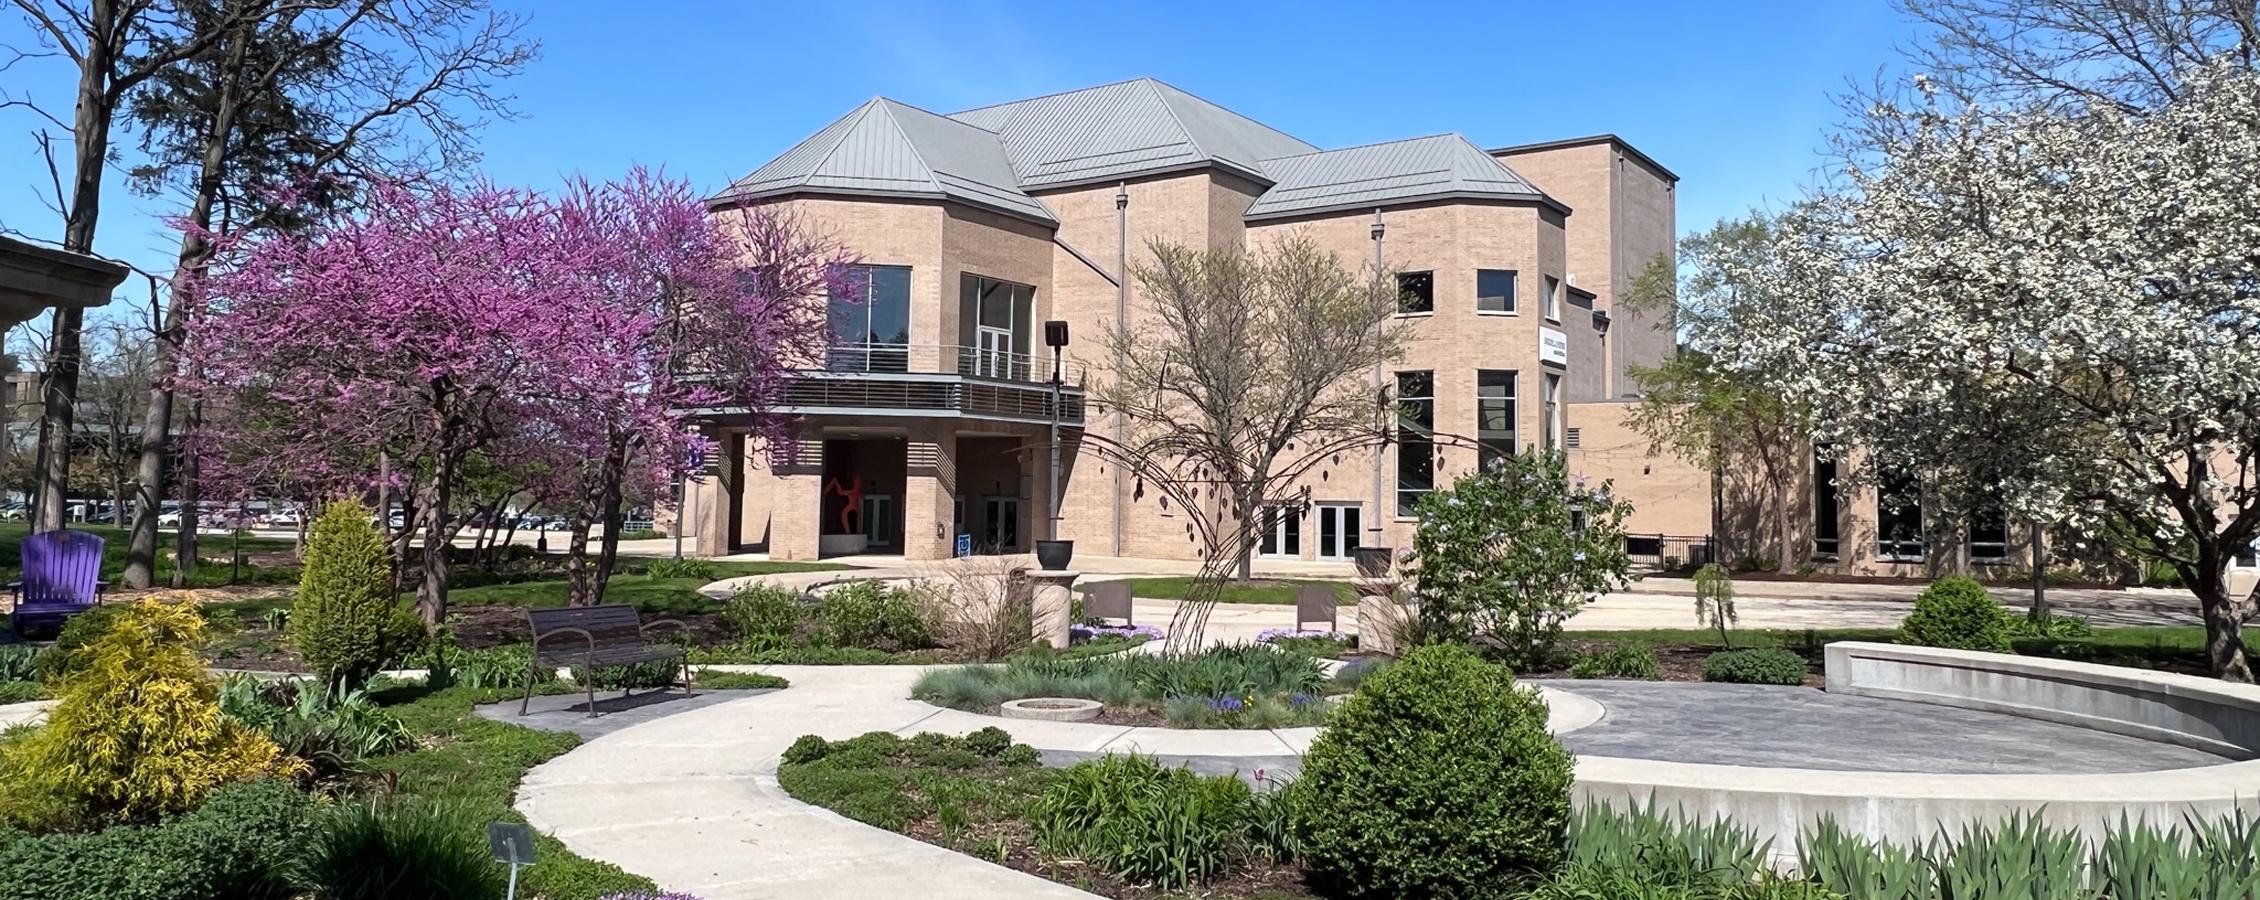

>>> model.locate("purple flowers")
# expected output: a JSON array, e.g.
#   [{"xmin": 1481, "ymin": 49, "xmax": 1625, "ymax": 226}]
[
  {"xmin": 1206, "ymin": 696, "xmax": 1247, "ymax": 713},
  {"xmin": 1287, "ymin": 692, "xmax": 1320, "ymax": 708},
  {"xmin": 1070, "ymin": 623, "xmax": 1165, "ymax": 643},
  {"xmin": 1256, "ymin": 627, "xmax": 1347, "ymax": 644}
]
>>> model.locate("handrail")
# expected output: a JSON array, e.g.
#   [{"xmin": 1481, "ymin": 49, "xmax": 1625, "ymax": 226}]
[{"xmin": 819, "ymin": 343, "xmax": 1087, "ymax": 387}]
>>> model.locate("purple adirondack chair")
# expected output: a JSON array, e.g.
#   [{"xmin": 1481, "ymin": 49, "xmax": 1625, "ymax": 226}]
[{"xmin": 9, "ymin": 529, "xmax": 108, "ymax": 635}]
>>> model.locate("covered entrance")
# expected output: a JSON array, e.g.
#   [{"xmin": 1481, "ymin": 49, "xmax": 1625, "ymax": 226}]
[
  {"xmin": 955, "ymin": 434, "xmax": 1029, "ymax": 555},
  {"xmin": 818, "ymin": 437, "xmax": 906, "ymax": 556}
]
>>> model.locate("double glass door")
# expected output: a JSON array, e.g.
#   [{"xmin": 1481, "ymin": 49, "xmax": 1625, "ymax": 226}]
[
  {"xmin": 981, "ymin": 496, "xmax": 1020, "ymax": 552},
  {"xmin": 1316, "ymin": 503, "xmax": 1361, "ymax": 560}
]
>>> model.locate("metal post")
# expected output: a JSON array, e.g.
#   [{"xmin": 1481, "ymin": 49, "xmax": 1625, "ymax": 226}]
[
  {"xmin": 504, "ymin": 838, "xmax": 522, "ymax": 900},
  {"xmin": 1048, "ymin": 345, "xmax": 1063, "ymax": 541},
  {"xmin": 1111, "ymin": 183, "xmax": 1128, "ymax": 556},
  {"xmin": 1367, "ymin": 209, "xmax": 1386, "ymax": 548},
  {"xmin": 672, "ymin": 473, "xmax": 685, "ymax": 561}
]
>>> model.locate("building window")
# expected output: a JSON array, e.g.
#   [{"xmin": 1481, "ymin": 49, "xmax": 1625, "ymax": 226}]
[
  {"xmin": 1476, "ymin": 269, "xmax": 1516, "ymax": 314},
  {"xmin": 1396, "ymin": 370, "xmax": 1434, "ymax": 516},
  {"xmin": 1397, "ymin": 271, "xmax": 1434, "ymax": 315},
  {"xmin": 2237, "ymin": 540, "xmax": 2258, "ymax": 568},
  {"xmin": 828, "ymin": 265, "xmax": 912, "ymax": 372},
  {"xmin": 1543, "ymin": 274, "xmax": 1562, "ymax": 321},
  {"xmin": 1477, "ymin": 370, "xmax": 1515, "ymax": 469},
  {"xmin": 1258, "ymin": 504, "xmax": 1302, "ymax": 557},
  {"xmin": 1541, "ymin": 372, "xmax": 1562, "ymax": 450},
  {"xmin": 1876, "ymin": 472, "xmax": 1924, "ymax": 561},
  {"xmin": 1969, "ymin": 501, "xmax": 2009, "ymax": 562},
  {"xmin": 959, "ymin": 274, "xmax": 1034, "ymax": 380},
  {"xmin": 1812, "ymin": 447, "xmax": 1839, "ymax": 558}
]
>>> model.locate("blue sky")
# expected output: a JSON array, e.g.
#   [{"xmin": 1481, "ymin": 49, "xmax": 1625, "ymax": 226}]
[{"xmin": 1, "ymin": 0, "xmax": 1913, "ymax": 321}]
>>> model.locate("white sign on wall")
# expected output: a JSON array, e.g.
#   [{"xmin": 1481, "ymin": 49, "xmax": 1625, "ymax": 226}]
[{"xmin": 1539, "ymin": 327, "xmax": 1570, "ymax": 367}]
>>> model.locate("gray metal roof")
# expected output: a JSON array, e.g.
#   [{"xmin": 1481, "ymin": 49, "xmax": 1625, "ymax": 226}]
[
  {"xmin": 712, "ymin": 98, "xmax": 1055, "ymax": 223},
  {"xmin": 948, "ymin": 77, "xmax": 1317, "ymax": 189},
  {"xmin": 1244, "ymin": 134, "xmax": 1563, "ymax": 221}
]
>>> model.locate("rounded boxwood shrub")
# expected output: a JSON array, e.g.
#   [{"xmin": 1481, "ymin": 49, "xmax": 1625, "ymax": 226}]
[
  {"xmin": 1898, "ymin": 576, "xmax": 2012, "ymax": 652},
  {"xmin": 1294, "ymin": 643, "xmax": 1573, "ymax": 898},
  {"xmin": 0, "ymin": 779, "xmax": 308, "ymax": 900},
  {"xmin": 1701, "ymin": 648, "xmax": 1807, "ymax": 685}
]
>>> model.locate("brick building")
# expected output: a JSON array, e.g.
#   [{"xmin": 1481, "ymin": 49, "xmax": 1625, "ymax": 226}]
[{"xmin": 682, "ymin": 78, "xmax": 1692, "ymax": 562}]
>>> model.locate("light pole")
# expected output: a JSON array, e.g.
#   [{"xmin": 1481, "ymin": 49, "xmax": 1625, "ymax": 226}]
[{"xmin": 1043, "ymin": 320, "xmax": 1069, "ymax": 541}]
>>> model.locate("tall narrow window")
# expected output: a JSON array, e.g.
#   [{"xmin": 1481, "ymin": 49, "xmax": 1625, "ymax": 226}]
[
  {"xmin": 1397, "ymin": 271, "xmax": 1434, "ymax": 314},
  {"xmin": 959, "ymin": 274, "xmax": 1035, "ymax": 380},
  {"xmin": 1541, "ymin": 372, "xmax": 1562, "ymax": 450},
  {"xmin": 1258, "ymin": 504, "xmax": 1302, "ymax": 557},
  {"xmin": 1969, "ymin": 500, "xmax": 2009, "ymax": 562},
  {"xmin": 1812, "ymin": 447, "xmax": 1840, "ymax": 558},
  {"xmin": 1876, "ymin": 472, "xmax": 1925, "ymax": 561},
  {"xmin": 828, "ymin": 265, "xmax": 912, "ymax": 372},
  {"xmin": 1477, "ymin": 370, "xmax": 1516, "ymax": 469},
  {"xmin": 1542, "ymin": 274, "xmax": 1562, "ymax": 321},
  {"xmin": 1476, "ymin": 269, "xmax": 1517, "ymax": 313},
  {"xmin": 1395, "ymin": 370, "xmax": 1434, "ymax": 516}
]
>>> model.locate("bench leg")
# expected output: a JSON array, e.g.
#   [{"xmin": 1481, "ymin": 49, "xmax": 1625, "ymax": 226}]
[
  {"xmin": 518, "ymin": 661, "xmax": 535, "ymax": 716},
  {"xmin": 681, "ymin": 658, "xmax": 695, "ymax": 698},
  {"xmin": 585, "ymin": 672, "xmax": 598, "ymax": 718}
]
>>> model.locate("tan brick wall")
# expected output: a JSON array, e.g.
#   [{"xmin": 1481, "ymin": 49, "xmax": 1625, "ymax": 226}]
[
  {"xmin": 1565, "ymin": 401, "xmax": 1712, "ymax": 536},
  {"xmin": 1494, "ymin": 139, "xmax": 1677, "ymax": 399}
]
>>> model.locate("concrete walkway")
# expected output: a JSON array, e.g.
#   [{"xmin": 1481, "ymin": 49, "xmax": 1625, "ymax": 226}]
[{"xmin": 514, "ymin": 665, "xmax": 1595, "ymax": 899}]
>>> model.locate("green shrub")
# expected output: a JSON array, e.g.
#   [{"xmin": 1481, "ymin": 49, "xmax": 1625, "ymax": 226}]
[
  {"xmin": 2005, "ymin": 610, "xmax": 2093, "ymax": 639},
  {"xmin": 643, "ymin": 558, "xmax": 718, "ymax": 581},
  {"xmin": 962, "ymin": 725, "xmax": 1012, "ymax": 757},
  {"xmin": 297, "ymin": 800, "xmax": 506, "ymax": 900},
  {"xmin": 1294, "ymin": 643, "xmax": 1573, "ymax": 898},
  {"xmin": 776, "ymin": 730, "xmax": 1050, "ymax": 839},
  {"xmin": 1701, "ymin": 649, "xmax": 1808, "ymax": 685},
  {"xmin": 32, "ymin": 603, "xmax": 127, "ymax": 681},
  {"xmin": 217, "ymin": 675, "xmax": 414, "ymax": 781},
  {"xmin": 815, "ymin": 581, "xmax": 932, "ymax": 650},
  {"xmin": 723, "ymin": 584, "xmax": 806, "ymax": 643},
  {"xmin": 1898, "ymin": 576, "xmax": 2012, "ymax": 652},
  {"xmin": 295, "ymin": 501, "xmax": 424, "ymax": 688},
  {"xmin": 0, "ymin": 682, "xmax": 39, "ymax": 704},
  {"xmin": 0, "ymin": 646, "xmax": 40, "ymax": 684},
  {"xmin": 575, "ymin": 658, "xmax": 682, "ymax": 691},
  {"xmin": 1570, "ymin": 643, "xmax": 1661, "ymax": 679},
  {"xmin": 1033, "ymin": 754, "xmax": 1254, "ymax": 890},
  {"xmin": 911, "ymin": 644, "xmax": 1324, "ymax": 723},
  {"xmin": 693, "ymin": 670, "xmax": 787, "ymax": 691},
  {"xmin": 782, "ymin": 734, "xmax": 832, "ymax": 766},
  {"xmin": 0, "ymin": 598, "xmax": 299, "ymax": 829},
  {"xmin": 0, "ymin": 779, "xmax": 308, "ymax": 900},
  {"xmin": 1568, "ymin": 799, "xmax": 1767, "ymax": 890},
  {"xmin": 443, "ymin": 644, "xmax": 551, "ymax": 691}
]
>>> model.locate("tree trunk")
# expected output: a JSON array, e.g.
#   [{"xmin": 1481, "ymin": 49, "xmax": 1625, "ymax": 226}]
[
  {"xmin": 2193, "ymin": 562, "xmax": 2254, "ymax": 683},
  {"xmin": 36, "ymin": 28, "xmax": 123, "ymax": 534},
  {"xmin": 2028, "ymin": 520, "xmax": 2049, "ymax": 620},
  {"xmin": 1771, "ymin": 472, "xmax": 1794, "ymax": 576},
  {"xmin": 564, "ymin": 517, "xmax": 596, "ymax": 606},
  {"xmin": 172, "ymin": 401, "xmax": 203, "ymax": 587},
  {"xmin": 592, "ymin": 436, "xmax": 631, "ymax": 604},
  {"xmin": 415, "ymin": 459, "xmax": 455, "ymax": 626}
]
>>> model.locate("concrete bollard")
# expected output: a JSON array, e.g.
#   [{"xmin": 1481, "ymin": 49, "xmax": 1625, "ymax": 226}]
[
  {"xmin": 1028, "ymin": 570, "xmax": 1079, "ymax": 649},
  {"xmin": 1355, "ymin": 579, "xmax": 1408, "ymax": 657}
]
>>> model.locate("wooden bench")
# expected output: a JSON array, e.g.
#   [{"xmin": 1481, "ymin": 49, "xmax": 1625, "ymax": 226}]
[
  {"xmin": 1295, "ymin": 584, "xmax": 1339, "ymax": 632},
  {"xmin": 521, "ymin": 604, "xmax": 691, "ymax": 717}
]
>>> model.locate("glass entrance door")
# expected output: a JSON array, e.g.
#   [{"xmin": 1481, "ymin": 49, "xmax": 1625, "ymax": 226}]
[
  {"xmin": 1258, "ymin": 505, "xmax": 1301, "ymax": 558},
  {"xmin": 1316, "ymin": 503, "xmax": 1361, "ymax": 560},
  {"xmin": 981, "ymin": 496, "xmax": 1020, "ymax": 552},
  {"xmin": 861, "ymin": 496, "xmax": 896, "ymax": 548}
]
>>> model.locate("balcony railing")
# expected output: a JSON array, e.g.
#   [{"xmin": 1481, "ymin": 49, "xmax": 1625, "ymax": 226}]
[{"xmin": 822, "ymin": 343, "xmax": 1086, "ymax": 387}]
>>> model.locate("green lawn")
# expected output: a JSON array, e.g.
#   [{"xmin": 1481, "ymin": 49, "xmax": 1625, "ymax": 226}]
[
  {"xmin": 1115, "ymin": 576, "xmax": 1354, "ymax": 606},
  {"xmin": 448, "ymin": 559, "xmax": 844, "ymax": 615},
  {"xmin": 367, "ymin": 682, "xmax": 658, "ymax": 899},
  {"xmin": 0, "ymin": 521, "xmax": 298, "ymax": 586}
]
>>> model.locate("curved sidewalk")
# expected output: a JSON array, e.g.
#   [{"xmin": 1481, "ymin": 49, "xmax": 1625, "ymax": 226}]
[
  {"xmin": 514, "ymin": 664, "xmax": 1599, "ymax": 899},
  {"xmin": 516, "ymin": 665, "xmax": 1098, "ymax": 900}
]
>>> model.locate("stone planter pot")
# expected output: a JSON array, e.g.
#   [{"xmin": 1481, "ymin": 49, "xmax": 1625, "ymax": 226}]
[
  {"xmin": 1035, "ymin": 539, "xmax": 1075, "ymax": 571},
  {"xmin": 1351, "ymin": 546, "xmax": 1394, "ymax": 578}
]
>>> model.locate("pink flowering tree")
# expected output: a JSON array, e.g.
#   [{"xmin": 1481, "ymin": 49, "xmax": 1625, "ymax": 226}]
[{"xmin": 188, "ymin": 173, "xmax": 844, "ymax": 620}]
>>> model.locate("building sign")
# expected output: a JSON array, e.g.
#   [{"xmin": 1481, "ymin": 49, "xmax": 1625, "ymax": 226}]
[
  {"xmin": 1539, "ymin": 327, "xmax": 1569, "ymax": 367},
  {"xmin": 955, "ymin": 533, "xmax": 973, "ymax": 558}
]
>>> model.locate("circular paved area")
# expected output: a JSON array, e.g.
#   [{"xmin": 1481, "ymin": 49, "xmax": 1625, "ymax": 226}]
[{"xmin": 1545, "ymin": 680, "xmax": 2228, "ymax": 773}]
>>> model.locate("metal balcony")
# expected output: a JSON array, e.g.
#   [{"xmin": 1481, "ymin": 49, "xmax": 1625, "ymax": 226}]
[{"xmin": 686, "ymin": 343, "xmax": 1086, "ymax": 427}]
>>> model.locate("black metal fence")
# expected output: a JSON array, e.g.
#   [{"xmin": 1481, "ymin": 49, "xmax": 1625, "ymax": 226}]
[{"xmin": 1623, "ymin": 533, "xmax": 1716, "ymax": 572}]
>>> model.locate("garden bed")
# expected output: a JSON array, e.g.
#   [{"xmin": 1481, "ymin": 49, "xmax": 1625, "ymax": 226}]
[{"xmin": 914, "ymin": 644, "xmax": 1348, "ymax": 730}]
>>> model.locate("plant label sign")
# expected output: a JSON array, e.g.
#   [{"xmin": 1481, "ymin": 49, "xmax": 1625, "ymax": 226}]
[{"xmin": 488, "ymin": 820, "xmax": 537, "ymax": 865}]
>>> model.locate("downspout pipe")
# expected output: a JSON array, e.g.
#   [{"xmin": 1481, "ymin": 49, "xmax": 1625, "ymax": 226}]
[
  {"xmin": 1112, "ymin": 182, "xmax": 1129, "ymax": 557},
  {"xmin": 1368, "ymin": 209, "xmax": 1386, "ymax": 549}
]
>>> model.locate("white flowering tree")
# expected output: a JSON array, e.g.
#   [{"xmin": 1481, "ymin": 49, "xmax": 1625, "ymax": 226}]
[{"xmin": 1703, "ymin": 66, "xmax": 2260, "ymax": 681}]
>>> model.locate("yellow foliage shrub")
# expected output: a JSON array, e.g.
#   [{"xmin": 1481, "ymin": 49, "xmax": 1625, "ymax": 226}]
[{"xmin": 0, "ymin": 597, "xmax": 302, "ymax": 829}]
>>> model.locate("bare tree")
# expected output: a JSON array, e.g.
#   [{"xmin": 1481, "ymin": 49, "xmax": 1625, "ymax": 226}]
[
  {"xmin": 1892, "ymin": 0, "xmax": 2257, "ymax": 113},
  {"xmin": 1090, "ymin": 235, "xmax": 1405, "ymax": 652},
  {"xmin": 77, "ymin": 320, "xmax": 153, "ymax": 524}
]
